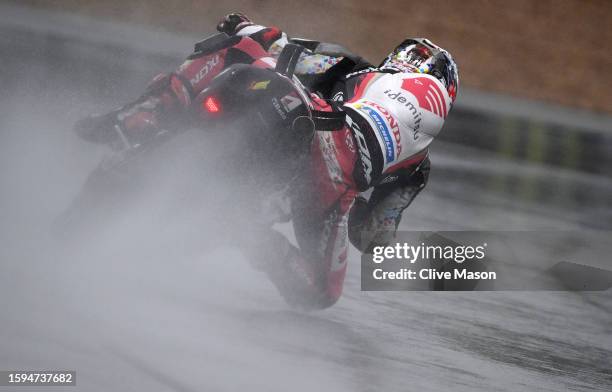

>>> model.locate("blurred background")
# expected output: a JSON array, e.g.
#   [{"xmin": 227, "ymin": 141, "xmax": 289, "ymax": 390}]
[
  {"xmin": 10, "ymin": 0, "xmax": 612, "ymax": 177},
  {"xmin": 13, "ymin": 0, "xmax": 612, "ymax": 112},
  {"xmin": 1, "ymin": 1, "xmax": 611, "ymax": 391}
]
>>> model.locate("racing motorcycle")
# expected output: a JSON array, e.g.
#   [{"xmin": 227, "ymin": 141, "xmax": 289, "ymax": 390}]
[{"xmin": 60, "ymin": 34, "xmax": 345, "ymax": 232}]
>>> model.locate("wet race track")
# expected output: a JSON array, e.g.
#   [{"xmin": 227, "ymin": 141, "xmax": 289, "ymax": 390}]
[{"xmin": 1, "ymin": 5, "xmax": 611, "ymax": 391}]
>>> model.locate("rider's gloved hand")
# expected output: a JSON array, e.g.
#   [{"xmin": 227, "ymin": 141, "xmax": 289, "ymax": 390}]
[
  {"xmin": 216, "ymin": 12, "xmax": 253, "ymax": 35},
  {"xmin": 74, "ymin": 103, "xmax": 160, "ymax": 150},
  {"xmin": 73, "ymin": 110, "xmax": 122, "ymax": 146}
]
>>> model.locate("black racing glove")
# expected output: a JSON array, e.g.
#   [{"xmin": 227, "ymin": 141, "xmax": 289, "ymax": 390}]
[
  {"xmin": 73, "ymin": 105, "xmax": 157, "ymax": 151},
  {"xmin": 73, "ymin": 110, "xmax": 122, "ymax": 146},
  {"xmin": 216, "ymin": 12, "xmax": 253, "ymax": 36}
]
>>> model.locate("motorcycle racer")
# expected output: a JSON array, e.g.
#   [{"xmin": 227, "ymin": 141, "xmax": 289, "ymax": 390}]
[
  {"xmin": 74, "ymin": 13, "xmax": 459, "ymax": 309},
  {"xmin": 215, "ymin": 14, "xmax": 459, "ymax": 251}
]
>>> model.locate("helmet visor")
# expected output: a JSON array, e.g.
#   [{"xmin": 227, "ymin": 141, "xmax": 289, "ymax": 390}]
[{"xmin": 386, "ymin": 43, "xmax": 434, "ymax": 73}]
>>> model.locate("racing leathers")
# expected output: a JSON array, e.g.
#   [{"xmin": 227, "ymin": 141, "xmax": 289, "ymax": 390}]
[{"xmin": 74, "ymin": 20, "xmax": 452, "ymax": 309}]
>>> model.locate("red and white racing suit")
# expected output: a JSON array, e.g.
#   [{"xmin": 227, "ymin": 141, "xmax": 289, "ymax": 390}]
[{"xmin": 75, "ymin": 24, "xmax": 452, "ymax": 309}]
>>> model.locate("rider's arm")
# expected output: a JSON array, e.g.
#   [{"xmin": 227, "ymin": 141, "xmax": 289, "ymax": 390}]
[
  {"xmin": 75, "ymin": 26, "xmax": 272, "ymax": 148},
  {"xmin": 220, "ymin": 13, "xmax": 356, "ymax": 83},
  {"xmin": 348, "ymin": 155, "xmax": 431, "ymax": 252}
]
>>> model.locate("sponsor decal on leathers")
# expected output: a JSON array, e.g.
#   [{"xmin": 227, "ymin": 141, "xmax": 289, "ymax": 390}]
[
  {"xmin": 353, "ymin": 100, "xmax": 401, "ymax": 163},
  {"xmin": 189, "ymin": 55, "xmax": 220, "ymax": 86},
  {"xmin": 400, "ymin": 77, "xmax": 448, "ymax": 118},
  {"xmin": 362, "ymin": 106, "xmax": 394, "ymax": 161},
  {"xmin": 382, "ymin": 89, "xmax": 422, "ymax": 138},
  {"xmin": 346, "ymin": 115, "xmax": 372, "ymax": 184},
  {"xmin": 362, "ymin": 100, "xmax": 402, "ymax": 155}
]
